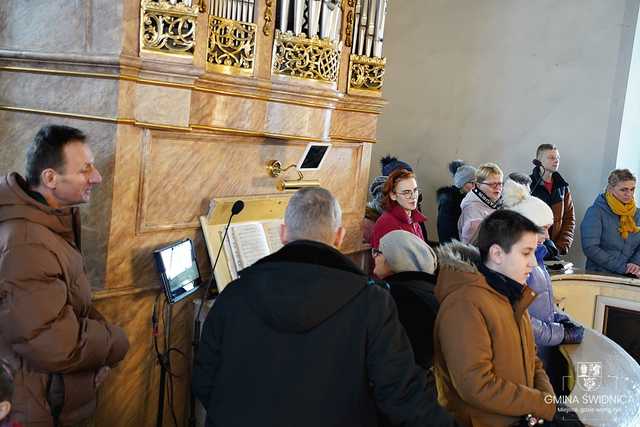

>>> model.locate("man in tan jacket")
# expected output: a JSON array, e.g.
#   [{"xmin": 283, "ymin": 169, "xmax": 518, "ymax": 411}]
[
  {"xmin": 0, "ymin": 125, "xmax": 129, "ymax": 426},
  {"xmin": 434, "ymin": 210, "xmax": 557, "ymax": 427}
]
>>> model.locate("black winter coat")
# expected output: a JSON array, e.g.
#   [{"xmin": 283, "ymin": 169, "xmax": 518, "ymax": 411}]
[
  {"xmin": 387, "ymin": 271, "xmax": 439, "ymax": 370},
  {"xmin": 436, "ymin": 186, "xmax": 465, "ymax": 243},
  {"xmin": 193, "ymin": 240, "xmax": 456, "ymax": 427}
]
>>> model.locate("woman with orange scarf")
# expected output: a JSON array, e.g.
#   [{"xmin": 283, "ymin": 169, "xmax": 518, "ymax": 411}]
[{"xmin": 581, "ymin": 169, "xmax": 640, "ymax": 277}]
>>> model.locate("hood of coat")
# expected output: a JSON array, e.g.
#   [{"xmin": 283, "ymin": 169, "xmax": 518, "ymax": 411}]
[
  {"xmin": 593, "ymin": 193, "xmax": 609, "ymax": 211},
  {"xmin": 434, "ymin": 241, "xmax": 484, "ymax": 302},
  {"xmin": 0, "ymin": 173, "xmax": 80, "ymax": 248},
  {"xmin": 435, "ymin": 241, "xmax": 535, "ymax": 314},
  {"xmin": 241, "ymin": 240, "xmax": 370, "ymax": 333},
  {"xmin": 434, "ymin": 241, "xmax": 537, "ymax": 316}
]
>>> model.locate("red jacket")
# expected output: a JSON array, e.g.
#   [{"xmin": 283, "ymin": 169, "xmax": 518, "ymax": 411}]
[{"xmin": 371, "ymin": 204, "xmax": 426, "ymax": 249}]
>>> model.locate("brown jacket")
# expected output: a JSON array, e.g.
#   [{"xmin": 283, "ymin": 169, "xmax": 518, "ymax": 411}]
[
  {"xmin": 0, "ymin": 173, "xmax": 129, "ymax": 427},
  {"xmin": 530, "ymin": 169, "xmax": 575, "ymax": 254},
  {"xmin": 549, "ymin": 188, "xmax": 575, "ymax": 254},
  {"xmin": 433, "ymin": 242, "xmax": 556, "ymax": 427}
]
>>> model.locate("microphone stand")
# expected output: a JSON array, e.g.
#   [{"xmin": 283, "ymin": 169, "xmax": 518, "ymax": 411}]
[
  {"xmin": 530, "ymin": 163, "xmax": 548, "ymax": 195},
  {"xmin": 188, "ymin": 206, "xmax": 240, "ymax": 427}
]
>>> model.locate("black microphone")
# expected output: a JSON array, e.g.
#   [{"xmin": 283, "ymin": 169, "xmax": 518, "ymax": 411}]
[
  {"xmin": 195, "ymin": 199, "xmax": 245, "ymax": 321},
  {"xmin": 530, "ymin": 159, "xmax": 546, "ymax": 194},
  {"xmin": 190, "ymin": 200, "xmax": 244, "ymax": 427},
  {"xmin": 231, "ymin": 200, "xmax": 244, "ymax": 215}
]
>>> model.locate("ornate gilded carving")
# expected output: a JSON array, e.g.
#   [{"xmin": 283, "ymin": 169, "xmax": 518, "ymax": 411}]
[
  {"xmin": 345, "ymin": 10, "xmax": 354, "ymax": 47},
  {"xmin": 263, "ymin": 0, "xmax": 274, "ymax": 36},
  {"xmin": 207, "ymin": 16, "xmax": 256, "ymax": 74},
  {"xmin": 140, "ymin": 0, "xmax": 200, "ymax": 55},
  {"xmin": 347, "ymin": 0, "xmax": 355, "ymax": 6},
  {"xmin": 272, "ymin": 30, "xmax": 341, "ymax": 83},
  {"xmin": 348, "ymin": 54, "xmax": 386, "ymax": 93}
]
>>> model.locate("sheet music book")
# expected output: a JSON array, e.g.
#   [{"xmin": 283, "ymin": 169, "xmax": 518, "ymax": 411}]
[{"xmin": 222, "ymin": 220, "xmax": 284, "ymax": 280}]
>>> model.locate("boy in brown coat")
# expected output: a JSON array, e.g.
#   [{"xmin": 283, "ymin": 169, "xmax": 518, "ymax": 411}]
[
  {"xmin": 433, "ymin": 210, "xmax": 557, "ymax": 427},
  {"xmin": 0, "ymin": 126, "xmax": 129, "ymax": 426}
]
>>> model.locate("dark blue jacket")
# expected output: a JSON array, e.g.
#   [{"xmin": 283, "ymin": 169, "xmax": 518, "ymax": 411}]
[{"xmin": 581, "ymin": 193, "xmax": 640, "ymax": 274}]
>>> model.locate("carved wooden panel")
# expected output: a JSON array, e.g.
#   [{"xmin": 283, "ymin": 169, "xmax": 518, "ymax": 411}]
[
  {"xmin": 136, "ymin": 132, "xmax": 365, "ymax": 232},
  {"xmin": 106, "ymin": 128, "xmax": 368, "ymax": 293}
]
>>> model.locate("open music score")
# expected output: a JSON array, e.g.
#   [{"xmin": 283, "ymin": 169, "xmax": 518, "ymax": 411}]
[
  {"xmin": 223, "ymin": 220, "xmax": 284, "ymax": 279},
  {"xmin": 200, "ymin": 195, "xmax": 291, "ymax": 292}
]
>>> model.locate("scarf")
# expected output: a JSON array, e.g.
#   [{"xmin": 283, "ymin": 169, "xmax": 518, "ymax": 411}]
[
  {"xmin": 472, "ymin": 187, "xmax": 501, "ymax": 209},
  {"xmin": 605, "ymin": 191, "xmax": 640, "ymax": 240}
]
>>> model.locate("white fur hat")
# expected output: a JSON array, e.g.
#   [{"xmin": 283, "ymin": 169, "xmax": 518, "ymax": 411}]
[{"xmin": 502, "ymin": 179, "xmax": 554, "ymax": 227}]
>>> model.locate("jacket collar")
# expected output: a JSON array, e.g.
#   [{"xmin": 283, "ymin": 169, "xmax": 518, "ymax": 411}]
[
  {"xmin": 530, "ymin": 167, "xmax": 569, "ymax": 189},
  {"xmin": 471, "ymin": 187, "xmax": 502, "ymax": 209},
  {"xmin": 535, "ymin": 244, "xmax": 548, "ymax": 264},
  {"xmin": 388, "ymin": 203, "xmax": 426, "ymax": 225},
  {"xmin": 478, "ymin": 264, "xmax": 524, "ymax": 306},
  {"xmin": 254, "ymin": 239, "xmax": 364, "ymax": 276},
  {"xmin": 0, "ymin": 173, "xmax": 81, "ymax": 250},
  {"xmin": 385, "ymin": 271, "xmax": 437, "ymax": 303},
  {"xmin": 387, "ymin": 270, "xmax": 436, "ymax": 284}
]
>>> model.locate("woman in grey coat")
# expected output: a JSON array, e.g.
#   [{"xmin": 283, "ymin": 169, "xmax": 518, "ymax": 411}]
[{"xmin": 581, "ymin": 169, "xmax": 640, "ymax": 277}]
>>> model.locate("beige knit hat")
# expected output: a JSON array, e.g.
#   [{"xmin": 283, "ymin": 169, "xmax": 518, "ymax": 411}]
[{"xmin": 379, "ymin": 230, "xmax": 437, "ymax": 274}]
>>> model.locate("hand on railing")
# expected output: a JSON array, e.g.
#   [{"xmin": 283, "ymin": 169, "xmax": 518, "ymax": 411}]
[{"xmin": 562, "ymin": 322, "xmax": 584, "ymax": 344}]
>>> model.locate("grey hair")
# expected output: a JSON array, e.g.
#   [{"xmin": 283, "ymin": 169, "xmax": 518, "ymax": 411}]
[
  {"xmin": 607, "ymin": 169, "xmax": 636, "ymax": 188},
  {"xmin": 284, "ymin": 187, "xmax": 342, "ymax": 243}
]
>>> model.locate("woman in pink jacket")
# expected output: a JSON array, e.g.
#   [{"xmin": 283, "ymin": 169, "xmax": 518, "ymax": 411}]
[
  {"xmin": 458, "ymin": 162, "xmax": 504, "ymax": 244},
  {"xmin": 371, "ymin": 169, "xmax": 426, "ymax": 249}
]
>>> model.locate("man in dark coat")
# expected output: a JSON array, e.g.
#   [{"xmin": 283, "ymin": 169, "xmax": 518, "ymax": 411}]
[
  {"xmin": 193, "ymin": 188, "xmax": 456, "ymax": 427},
  {"xmin": 530, "ymin": 144, "xmax": 575, "ymax": 255}
]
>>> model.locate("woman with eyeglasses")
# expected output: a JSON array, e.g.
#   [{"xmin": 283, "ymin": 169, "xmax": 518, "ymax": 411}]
[
  {"xmin": 371, "ymin": 169, "xmax": 426, "ymax": 249},
  {"xmin": 581, "ymin": 169, "xmax": 640, "ymax": 277},
  {"xmin": 457, "ymin": 162, "xmax": 504, "ymax": 244}
]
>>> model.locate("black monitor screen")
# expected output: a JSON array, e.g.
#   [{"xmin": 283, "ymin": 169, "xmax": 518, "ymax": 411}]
[
  {"xmin": 154, "ymin": 239, "xmax": 201, "ymax": 304},
  {"xmin": 299, "ymin": 145, "xmax": 330, "ymax": 170}
]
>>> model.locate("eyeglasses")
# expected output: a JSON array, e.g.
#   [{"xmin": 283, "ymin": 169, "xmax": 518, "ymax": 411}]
[
  {"xmin": 478, "ymin": 181, "xmax": 503, "ymax": 190},
  {"xmin": 371, "ymin": 248, "xmax": 383, "ymax": 258},
  {"xmin": 394, "ymin": 188, "xmax": 421, "ymax": 199}
]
